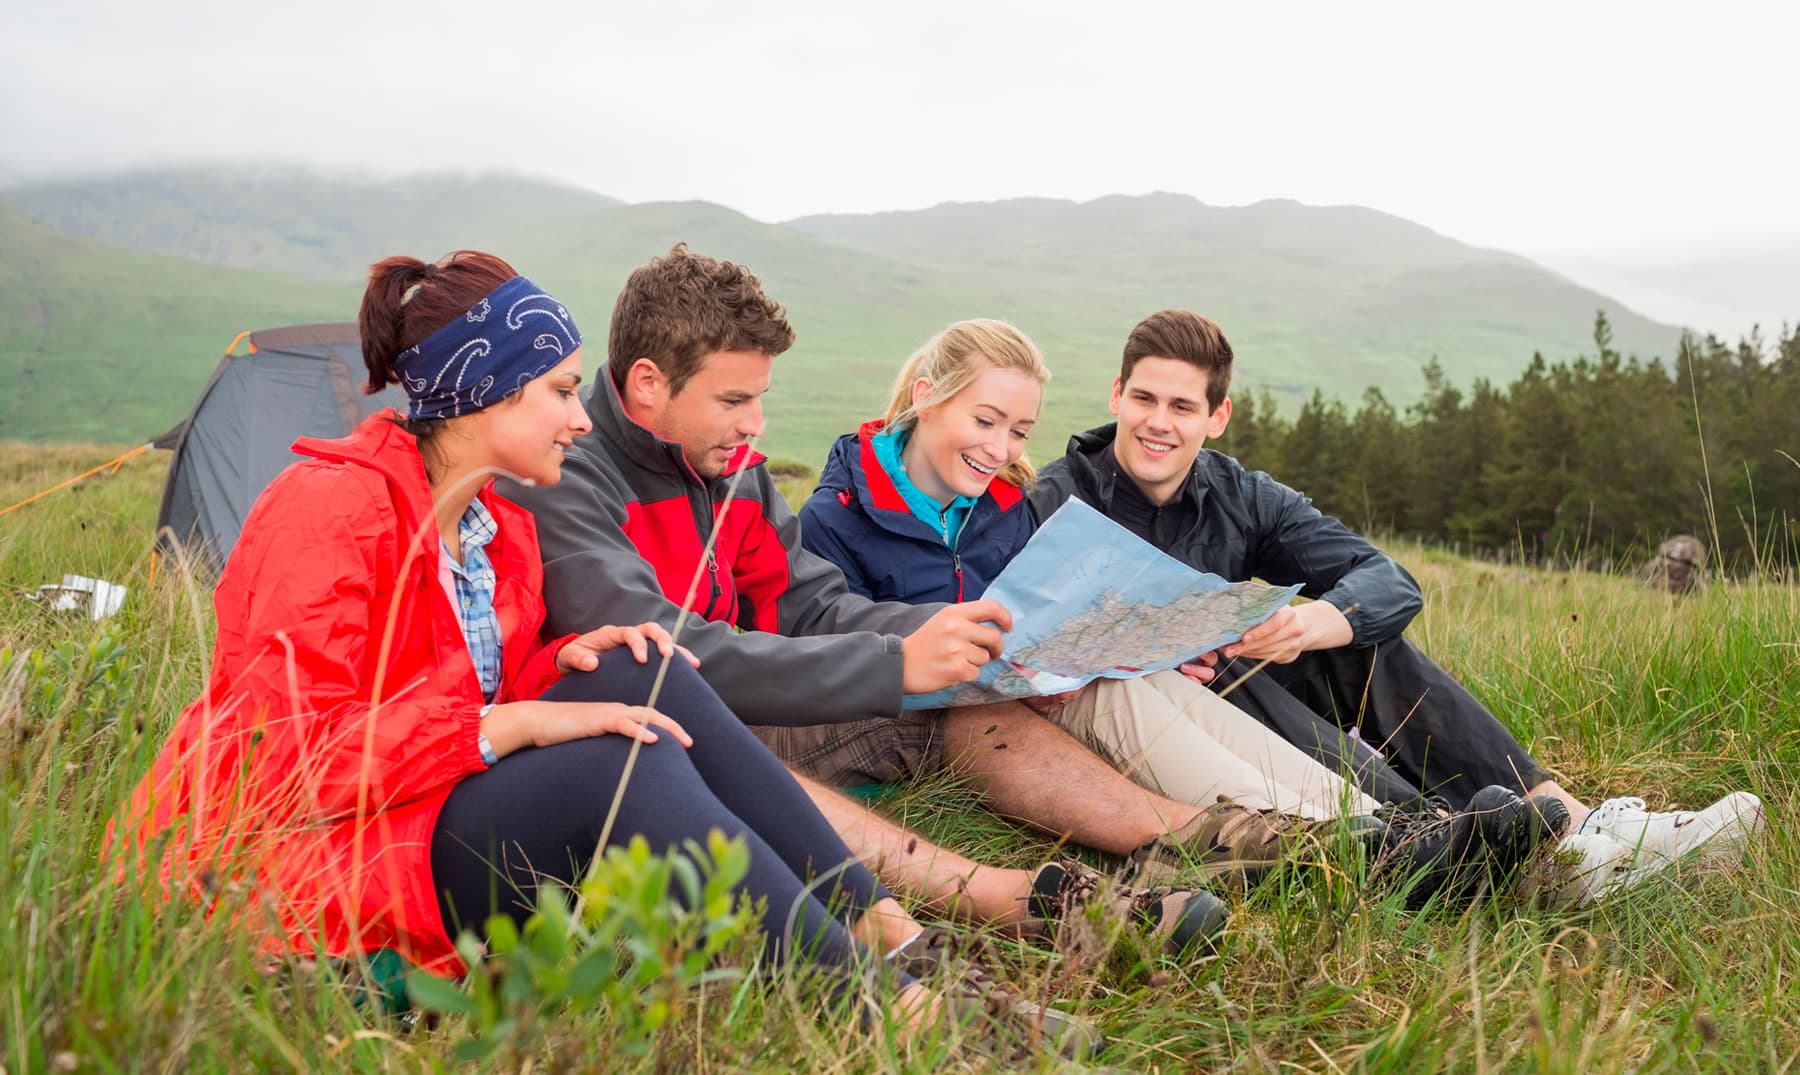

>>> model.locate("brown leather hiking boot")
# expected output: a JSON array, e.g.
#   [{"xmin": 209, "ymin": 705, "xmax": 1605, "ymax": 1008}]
[
  {"xmin": 888, "ymin": 926, "xmax": 1103, "ymax": 1061},
  {"xmin": 1124, "ymin": 800, "xmax": 1365, "ymax": 890},
  {"xmin": 1019, "ymin": 860, "xmax": 1229, "ymax": 957}
]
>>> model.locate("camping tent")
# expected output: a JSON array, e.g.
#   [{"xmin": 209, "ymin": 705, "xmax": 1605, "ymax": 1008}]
[{"xmin": 156, "ymin": 323, "xmax": 406, "ymax": 569}]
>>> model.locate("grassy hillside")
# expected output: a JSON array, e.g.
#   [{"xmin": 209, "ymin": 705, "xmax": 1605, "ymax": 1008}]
[
  {"xmin": 482, "ymin": 199, "xmax": 1120, "ymax": 464},
  {"xmin": 1, "ymin": 443, "xmax": 1794, "ymax": 1071},
  {"xmin": 788, "ymin": 194, "xmax": 1685, "ymax": 396},
  {"xmin": 0, "ymin": 204, "xmax": 355, "ymax": 441},
  {"xmin": 2, "ymin": 172, "xmax": 1693, "ymax": 468},
  {"xmin": 3, "ymin": 167, "xmax": 623, "ymax": 281}
]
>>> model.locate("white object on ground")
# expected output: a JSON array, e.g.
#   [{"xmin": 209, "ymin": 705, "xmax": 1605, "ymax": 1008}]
[{"xmin": 26, "ymin": 575, "xmax": 128, "ymax": 620}]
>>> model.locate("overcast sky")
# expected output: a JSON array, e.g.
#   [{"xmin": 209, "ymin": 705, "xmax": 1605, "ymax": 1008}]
[{"xmin": 2, "ymin": 0, "xmax": 1794, "ymax": 263}]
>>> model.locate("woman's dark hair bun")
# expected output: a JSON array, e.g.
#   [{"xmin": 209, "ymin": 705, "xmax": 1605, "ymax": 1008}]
[{"xmin": 357, "ymin": 251, "xmax": 518, "ymax": 394}]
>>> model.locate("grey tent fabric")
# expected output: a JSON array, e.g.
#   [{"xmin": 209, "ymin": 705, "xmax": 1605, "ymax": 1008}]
[{"xmin": 156, "ymin": 324, "xmax": 406, "ymax": 570}]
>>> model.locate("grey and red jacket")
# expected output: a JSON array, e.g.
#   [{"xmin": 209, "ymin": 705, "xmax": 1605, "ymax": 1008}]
[{"xmin": 504, "ymin": 371, "xmax": 938, "ymax": 726}]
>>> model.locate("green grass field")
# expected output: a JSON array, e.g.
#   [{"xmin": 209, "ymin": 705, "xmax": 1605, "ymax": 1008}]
[{"xmin": 2, "ymin": 444, "xmax": 1796, "ymax": 1073}]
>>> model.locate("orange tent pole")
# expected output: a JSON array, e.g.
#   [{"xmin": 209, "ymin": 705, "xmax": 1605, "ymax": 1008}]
[
  {"xmin": 0, "ymin": 443, "xmax": 154, "ymax": 519},
  {"xmin": 2, "ymin": 329, "xmax": 250, "ymax": 521}
]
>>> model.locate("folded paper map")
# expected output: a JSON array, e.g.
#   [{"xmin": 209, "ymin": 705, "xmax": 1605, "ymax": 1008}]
[{"xmin": 904, "ymin": 498, "xmax": 1302, "ymax": 709}]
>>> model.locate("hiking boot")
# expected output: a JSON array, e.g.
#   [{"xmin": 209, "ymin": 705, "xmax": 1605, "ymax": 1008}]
[
  {"xmin": 1373, "ymin": 786, "xmax": 1561, "ymax": 908},
  {"xmin": 1020, "ymin": 859, "xmax": 1230, "ymax": 957},
  {"xmin": 1466, "ymin": 785, "xmax": 1568, "ymax": 892},
  {"xmin": 1371, "ymin": 795, "xmax": 1482, "ymax": 908},
  {"xmin": 888, "ymin": 926, "xmax": 1103, "ymax": 1061},
  {"xmin": 1123, "ymin": 800, "xmax": 1311, "ymax": 890}
]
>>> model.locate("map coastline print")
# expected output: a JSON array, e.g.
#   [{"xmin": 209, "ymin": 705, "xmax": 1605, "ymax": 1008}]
[{"xmin": 903, "ymin": 498, "xmax": 1303, "ymax": 709}]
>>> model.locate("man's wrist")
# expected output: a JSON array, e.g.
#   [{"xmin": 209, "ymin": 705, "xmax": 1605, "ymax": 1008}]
[{"xmin": 1303, "ymin": 600, "xmax": 1356, "ymax": 650}]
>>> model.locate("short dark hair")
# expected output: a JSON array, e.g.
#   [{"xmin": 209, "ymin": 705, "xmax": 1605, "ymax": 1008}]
[
  {"xmin": 1121, "ymin": 310, "xmax": 1234, "ymax": 410},
  {"xmin": 608, "ymin": 243, "xmax": 795, "ymax": 395}
]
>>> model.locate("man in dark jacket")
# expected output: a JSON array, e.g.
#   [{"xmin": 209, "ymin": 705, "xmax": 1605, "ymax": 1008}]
[
  {"xmin": 1030, "ymin": 309, "xmax": 1578, "ymax": 819},
  {"xmin": 509, "ymin": 248, "xmax": 1255, "ymax": 955},
  {"xmin": 1028, "ymin": 311, "xmax": 1770, "ymax": 903}
]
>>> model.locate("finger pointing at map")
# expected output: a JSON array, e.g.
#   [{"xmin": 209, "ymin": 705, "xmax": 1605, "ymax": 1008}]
[
  {"xmin": 901, "ymin": 600, "xmax": 1015, "ymax": 693},
  {"xmin": 956, "ymin": 599, "xmax": 1014, "ymax": 637}
]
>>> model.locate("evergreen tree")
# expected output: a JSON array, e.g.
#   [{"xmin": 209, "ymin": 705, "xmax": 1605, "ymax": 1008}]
[
  {"xmin": 1199, "ymin": 308, "xmax": 1794, "ymax": 577},
  {"xmin": 1462, "ymin": 355, "xmax": 1571, "ymax": 559},
  {"xmin": 1282, "ymin": 389, "xmax": 1355, "ymax": 518},
  {"xmin": 1348, "ymin": 386, "xmax": 1411, "ymax": 535},
  {"xmin": 1403, "ymin": 358, "xmax": 1475, "ymax": 542}
]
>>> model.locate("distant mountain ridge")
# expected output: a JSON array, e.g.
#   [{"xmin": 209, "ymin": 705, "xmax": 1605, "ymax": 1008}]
[
  {"xmin": 4, "ymin": 166, "xmax": 624, "ymax": 281},
  {"xmin": 785, "ymin": 191, "xmax": 1681, "ymax": 403},
  {"xmin": 1, "ymin": 169, "xmax": 1691, "ymax": 465}
]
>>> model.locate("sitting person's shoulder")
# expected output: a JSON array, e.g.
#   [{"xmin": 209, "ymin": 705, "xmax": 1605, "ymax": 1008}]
[
  {"xmin": 801, "ymin": 430, "xmax": 866, "ymax": 507},
  {"xmin": 1192, "ymin": 447, "xmax": 1259, "ymax": 493},
  {"xmin": 263, "ymin": 456, "xmax": 391, "ymax": 514},
  {"xmin": 1028, "ymin": 451, "xmax": 1081, "ymax": 500},
  {"xmin": 1033, "ymin": 452, "xmax": 1075, "ymax": 487},
  {"xmin": 1197, "ymin": 448, "xmax": 1292, "ymax": 495}
]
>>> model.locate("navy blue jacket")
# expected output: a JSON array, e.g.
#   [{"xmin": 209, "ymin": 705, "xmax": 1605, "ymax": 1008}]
[
  {"xmin": 1031, "ymin": 423, "xmax": 1423, "ymax": 646},
  {"xmin": 799, "ymin": 420, "xmax": 1036, "ymax": 605}
]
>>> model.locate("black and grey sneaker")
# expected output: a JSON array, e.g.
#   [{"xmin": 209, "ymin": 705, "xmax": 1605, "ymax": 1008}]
[{"xmin": 1022, "ymin": 859, "xmax": 1230, "ymax": 957}]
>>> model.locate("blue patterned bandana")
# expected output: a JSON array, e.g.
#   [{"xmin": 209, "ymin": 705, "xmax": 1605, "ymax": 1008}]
[{"xmin": 393, "ymin": 275, "xmax": 583, "ymax": 420}]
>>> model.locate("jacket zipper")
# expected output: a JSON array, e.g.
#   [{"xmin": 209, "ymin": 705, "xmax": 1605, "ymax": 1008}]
[
  {"xmin": 705, "ymin": 548, "xmax": 722, "ymax": 618},
  {"xmin": 695, "ymin": 477, "xmax": 726, "ymax": 620},
  {"xmin": 949, "ymin": 507, "xmax": 965, "ymax": 602}
]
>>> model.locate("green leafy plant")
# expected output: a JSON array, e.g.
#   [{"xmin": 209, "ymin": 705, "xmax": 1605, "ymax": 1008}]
[
  {"xmin": 406, "ymin": 830, "xmax": 759, "ymax": 1066},
  {"xmin": 3, "ymin": 632, "xmax": 134, "ymax": 728}
]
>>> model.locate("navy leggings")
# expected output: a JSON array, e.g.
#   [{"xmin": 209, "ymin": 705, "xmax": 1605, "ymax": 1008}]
[{"xmin": 430, "ymin": 649, "xmax": 889, "ymax": 973}]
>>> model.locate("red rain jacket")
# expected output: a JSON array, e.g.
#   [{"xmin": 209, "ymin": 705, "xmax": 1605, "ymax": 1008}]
[{"xmin": 114, "ymin": 413, "xmax": 573, "ymax": 974}]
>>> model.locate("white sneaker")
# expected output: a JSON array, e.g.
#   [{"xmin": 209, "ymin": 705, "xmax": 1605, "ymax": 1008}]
[
  {"xmin": 1581, "ymin": 791, "xmax": 1765, "ymax": 870},
  {"xmin": 1527, "ymin": 792, "xmax": 1765, "ymax": 909}
]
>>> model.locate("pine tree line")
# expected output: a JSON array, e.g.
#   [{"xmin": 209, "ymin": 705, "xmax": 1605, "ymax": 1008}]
[{"xmin": 1214, "ymin": 314, "xmax": 1800, "ymax": 575}]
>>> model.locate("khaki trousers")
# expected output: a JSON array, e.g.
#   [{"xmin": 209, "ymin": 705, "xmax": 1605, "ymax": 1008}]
[{"xmin": 1048, "ymin": 669, "xmax": 1382, "ymax": 821}]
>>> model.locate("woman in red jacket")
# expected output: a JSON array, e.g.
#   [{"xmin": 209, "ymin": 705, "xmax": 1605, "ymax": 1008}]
[{"xmin": 112, "ymin": 253, "xmax": 1062, "ymax": 1043}]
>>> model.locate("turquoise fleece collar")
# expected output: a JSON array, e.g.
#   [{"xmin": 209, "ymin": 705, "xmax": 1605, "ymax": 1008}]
[{"xmin": 870, "ymin": 425, "xmax": 979, "ymax": 547}]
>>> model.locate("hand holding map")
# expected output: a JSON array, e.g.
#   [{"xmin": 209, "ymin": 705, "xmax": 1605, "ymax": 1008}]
[{"xmin": 903, "ymin": 499, "xmax": 1302, "ymax": 709}]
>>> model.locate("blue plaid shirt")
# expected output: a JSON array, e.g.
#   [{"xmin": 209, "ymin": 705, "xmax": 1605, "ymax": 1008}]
[{"xmin": 442, "ymin": 499, "xmax": 503, "ymax": 702}]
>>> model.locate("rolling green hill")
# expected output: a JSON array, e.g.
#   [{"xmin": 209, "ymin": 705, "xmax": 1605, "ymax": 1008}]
[
  {"xmin": 1, "ymin": 171, "xmax": 1691, "ymax": 468},
  {"xmin": 3, "ymin": 167, "xmax": 624, "ymax": 282},
  {"xmin": 786, "ymin": 193, "xmax": 1683, "ymax": 398},
  {"xmin": 0, "ymin": 203, "xmax": 355, "ymax": 441}
]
